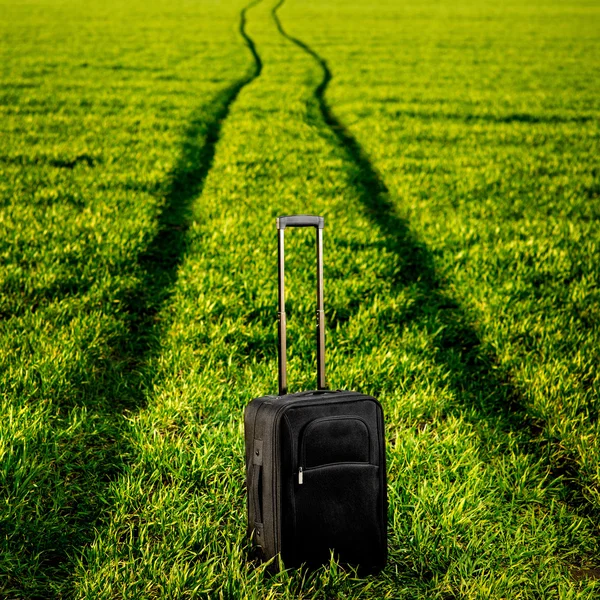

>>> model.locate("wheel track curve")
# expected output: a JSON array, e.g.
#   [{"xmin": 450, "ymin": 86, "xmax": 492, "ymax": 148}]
[
  {"xmin": 7, "ymin": 2, "xmax": 265, "ymax": 595},
  {"xmin": 269, "ymin": 0, "xmax": 600, "ymax": 523}
]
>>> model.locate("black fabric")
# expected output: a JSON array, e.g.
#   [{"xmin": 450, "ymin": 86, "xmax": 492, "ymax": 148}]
[
  {"xmin": 301, "ymin": 416, "xmax": 370, "ymax": 468},
  {"xmin": 293, "ymin": 463, "xmax": 382, "ymax": 566},
  {"xmin": 244, "ymin": 390, "xmax": 387, "ymax": 572}
]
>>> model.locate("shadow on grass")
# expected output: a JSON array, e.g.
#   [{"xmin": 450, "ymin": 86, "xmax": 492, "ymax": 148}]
[
  {"xmin": 379, "ymin": 107, "xmax": 594, "ymax": 125},
  {"xmin": 2, "ymin": 3, "xmax": 263, "ymax": 597},
  {"xmin": 121, "ymin": 0, "xmax": 263, "ymax": 407},
  {"xmin": 271, "ymin": 0, "xmax": 598, "ymax": 524}
]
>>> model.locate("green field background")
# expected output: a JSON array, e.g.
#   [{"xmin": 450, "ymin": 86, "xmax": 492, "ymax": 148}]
[{"xmin": 1, "ymin": 0, "xmax": 599, "ymax": 597}]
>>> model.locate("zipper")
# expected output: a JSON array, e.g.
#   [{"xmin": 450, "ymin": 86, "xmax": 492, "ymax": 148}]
[{"xmin": 296, "ymin": 461, "xmax": 373, "ymax": 486}]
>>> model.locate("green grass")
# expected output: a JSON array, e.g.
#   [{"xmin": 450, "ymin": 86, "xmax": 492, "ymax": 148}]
[
  {"xmin": 1, "ymin": 0, "xmax": 599, "ymax": 597},
  {"xmin": 280, "ymin": 0, "xmax": 600, "ymax": 510},
  {"xmin": 1, "ymin": 0, "xmax": 254, "ymax": 595}
]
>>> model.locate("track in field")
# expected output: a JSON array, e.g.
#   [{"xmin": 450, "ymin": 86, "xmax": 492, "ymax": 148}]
[
  {"xmin": 130, "ymin": 0, "xmax": 263, "ymax": 408},
  {"xmin": 9, "ymin": 1, "xmax": 264, "ymax": 592},
  {"xmin": 270, "ymin": 0, "xmax": 596, "ymax": 517}
]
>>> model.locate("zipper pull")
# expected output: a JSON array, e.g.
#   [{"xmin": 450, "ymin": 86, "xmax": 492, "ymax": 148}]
[{"xmin": 298, "ymin": 466, "xmax": 303, "ymax": 485}]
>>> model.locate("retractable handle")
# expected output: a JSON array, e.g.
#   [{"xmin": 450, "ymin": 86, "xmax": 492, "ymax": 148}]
[{"xmin": 276, "ymin": 215, "xmax": 326, "ymax": 396}]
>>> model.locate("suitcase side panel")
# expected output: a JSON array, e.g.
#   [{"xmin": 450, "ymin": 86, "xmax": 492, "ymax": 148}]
[
  {"xmin": 244, "ymin": 395, "xmax": 274, "ymax": 474},
  {"xmin": 244, "ymin": 396, "xmax": 277, "ymax": 556}
]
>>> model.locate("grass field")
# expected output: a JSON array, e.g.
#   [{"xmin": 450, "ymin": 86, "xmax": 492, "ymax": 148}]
[{"xmin": 1, "ymin": 0, "xmax": 599, "ymax": 597}]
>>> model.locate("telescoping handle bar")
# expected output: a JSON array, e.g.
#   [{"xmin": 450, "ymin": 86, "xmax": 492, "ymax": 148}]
[{"xmin": 276, "ymin": 215, "xmax": 326, "ymax": 396}]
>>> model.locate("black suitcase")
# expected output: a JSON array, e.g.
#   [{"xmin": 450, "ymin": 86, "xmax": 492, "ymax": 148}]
[{"xmin": 244, "ymin": 215, "xmax": 387, "ymax": 571}]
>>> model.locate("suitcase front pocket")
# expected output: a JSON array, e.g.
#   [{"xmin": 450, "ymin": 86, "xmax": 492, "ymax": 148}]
[
  {"xmin": 300, "ymin": 416, "xmax": 370, "ymax": 470},
  {"xmin": 293, "ymin": 462, "xmax": 382, "ymax": 565}
]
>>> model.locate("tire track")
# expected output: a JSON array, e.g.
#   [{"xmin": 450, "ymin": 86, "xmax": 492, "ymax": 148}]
[
  {"xmin": 3, "ymin": 3, "xmax": 264, "ymax": 596},
  {"xmin": 133, "ymin": 0, "xmax": 263, "ymax": 386},
  {"xmin": 271, "ymin": 0, "xmax": 387, "ymax": 205},
  {"xmin": 71, "ymin": 0, "xmax": 265, "ymax": 588},
  {"xmin": 270, "ymin": 0, "xmax": 599, "ymax": 519}
]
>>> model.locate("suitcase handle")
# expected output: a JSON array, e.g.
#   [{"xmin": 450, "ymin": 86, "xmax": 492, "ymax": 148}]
[
  {"xmin": 277, "ymin": 215, "xmax": 324, "ymax": 229},
  {"xmin": 277, "ymin": 214, "xmax": 327, "ymax": 396}
]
